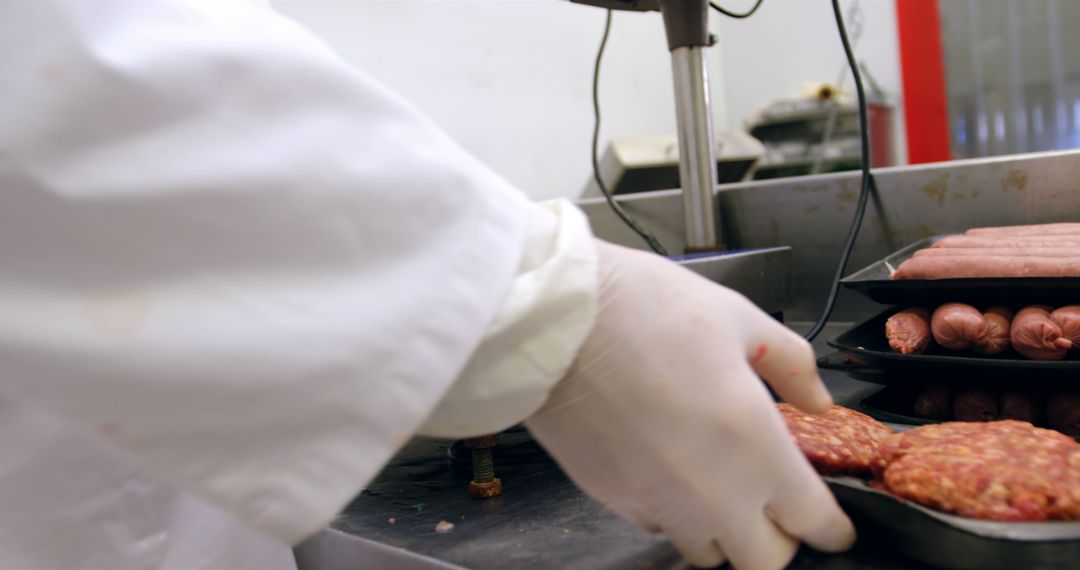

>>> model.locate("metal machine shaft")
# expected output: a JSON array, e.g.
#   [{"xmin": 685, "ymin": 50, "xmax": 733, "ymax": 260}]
[
  {"xmin": 661, "ymin": 0, "xmax": 721, "ymax": 252},
  {"xmin": 670, "ymin": 45, "xmax": 719, "ymax": 250}
]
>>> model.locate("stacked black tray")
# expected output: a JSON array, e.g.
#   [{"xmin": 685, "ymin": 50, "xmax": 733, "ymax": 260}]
[
  {"xmin": 829, "ymin": 236, "xmax": 1080, "ymax": 378},
  {"xmin": 820, "ymin": 236, "xmax": 1080, "ymax": 569},
  {"xmin": 839, "ymin": 236, "xmax": 1080, "ymax": 307}
]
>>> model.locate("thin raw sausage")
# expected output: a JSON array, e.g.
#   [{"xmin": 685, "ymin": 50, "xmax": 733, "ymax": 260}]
[
  {"xmin": 1050, "ymin": 305, "xmax": 1080, "ymax": 347},
  {"xmin": 893, "ymin": 256, "xmax": 1080, "ymax": 279},
  {"xmin": 931, "ymin": 303, "xmax": 986, "ymax": 350},
  {"xmin": 1010, "ymin": 306, "xmax": 1073, "ymax": 360},
  {"xmin": 912, "ymin": 247, "xmax": 1080, "ymax": 259},
  {"xmin": 885, "ymin": 307, "xmax": 932, "ymax": 354},
  {"xmin": 966, "ymin": 223, "xmax": 1080, "ymax": 237},
  {"xmin": 932, "ymin": 235, "xmax": 1080, "ymax": 249},
  {"xmin": 973, "ymin": 306, "xmax": 1013, "ymax": 355}
]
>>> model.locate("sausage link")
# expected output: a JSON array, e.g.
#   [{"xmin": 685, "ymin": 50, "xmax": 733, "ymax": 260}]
[
  {"xmin": 966, "ymin": 223, "xmax": 1080, "ymax": 237},
  {"xmin": 932, "ymin": 235, "xmax": 1080, "ymax": 249},
  {"xmin": 913, "ymin": 247, "xmax": 1080, "ymax": 259},
  {"xmin": 999, "ymin": 391, "xmax": 1043, "ymax": 424},
  {"xmin": 1010, "ymin": 305, "xmax": 1073, "ymax": 360},
  {"xmin": 931, "ymin": 303, "xmax": 986, "ymax": 351},
  {"xmin": 953, "ymin": 388, "xmax": 999, "ymax": 422},
  {"xmin": 1050, "ymin": 305, "xmax": 1080, "ymax": 347},
  {"xmin": 885, "ymin": 307, "xmax": 932, "ymax": 354},
  {"xmin": 972, "ymin": 306, "xmax": 1013, "ymax": 355},
  {"xmin": 913, "ymin": 387, "xmax": 952, "ymax": 420},
  {"xmin": 1046, "ymin": 392, "xmax": 1080, "ymax": 436},
  {"xmin": 893, "ymin": 256, "xmax": 1080, "ymax": 280}
]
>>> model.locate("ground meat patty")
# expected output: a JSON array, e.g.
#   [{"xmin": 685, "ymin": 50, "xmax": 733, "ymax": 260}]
[
  {"xmin": 872, "ymin": 421, "xmax": 1080, "ymax": 521},
  {"xmin": 777, "ymin": 403, "xmax": 893, "ymax": 476}
]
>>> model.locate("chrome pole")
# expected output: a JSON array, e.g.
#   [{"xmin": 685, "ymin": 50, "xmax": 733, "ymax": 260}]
[
  {"xmin": 660, "ymin": 0, "xmax": 720, "ymax": 252},
  {"xmin": 670, "ymin": 45, "xmax": 719, "ymax": 250}
]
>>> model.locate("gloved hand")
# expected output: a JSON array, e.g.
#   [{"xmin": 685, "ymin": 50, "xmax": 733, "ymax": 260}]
[{"xmin": 525, "ymin": 240, "xmax": 855, "ymax": 570}]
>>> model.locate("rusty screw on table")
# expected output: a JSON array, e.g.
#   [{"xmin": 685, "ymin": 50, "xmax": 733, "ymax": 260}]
[{"xmin": 464, "ymin": 434, "xmax": 502, "ymax": 499}]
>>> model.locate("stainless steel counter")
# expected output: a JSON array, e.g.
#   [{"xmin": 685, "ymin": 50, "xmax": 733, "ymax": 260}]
[{"xmin": 294, "ymin": 324, "xmax": 931, "ymax": 570}]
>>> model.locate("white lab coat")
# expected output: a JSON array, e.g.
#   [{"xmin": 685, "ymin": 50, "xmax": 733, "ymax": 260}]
[{"xmin": 0, "ymin": 1, "xmax": 597, "ymax": 568}]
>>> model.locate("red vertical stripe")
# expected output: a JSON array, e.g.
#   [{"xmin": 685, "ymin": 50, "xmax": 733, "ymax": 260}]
[{"xmin": 896, "ymin": 0, "xmax": 952, "ymax": 163}]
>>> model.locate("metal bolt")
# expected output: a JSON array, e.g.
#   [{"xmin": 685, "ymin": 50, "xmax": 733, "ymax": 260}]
[{"xmin": 464, "ymin": 434, "xmax": 502, "ymax": 499}]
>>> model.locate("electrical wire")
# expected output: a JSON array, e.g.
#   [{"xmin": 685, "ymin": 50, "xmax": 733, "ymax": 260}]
[
  {"xmin": 590, "ymin": 11, "xmax": 669, "ymax": 255},
  {"xmin": 709, "ymin": 0, "xmax": 765, "ymax": 19},
  {"xmin": 591, "ymin": 10, "xmax": 668, "ymax": 256},
  {"xmin": 811, "ymin": 0, "xmax": 863, "ymax": 175},
  {"xmin": 803, "ymin": 0, "xmax": 877, "ymax": 342}
]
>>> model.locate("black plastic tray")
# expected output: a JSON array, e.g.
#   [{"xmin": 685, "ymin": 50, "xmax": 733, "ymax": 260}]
[
  {"xmin": 854, "ymin": 384, "xmax": 1080, "ymax": 440},
  {"xmin": 840, "ymin": 236, "xmax": 1080, "ymax": 306},
  {"xmin": 854, "ymin": 384, "xmax": 943, "ymax": 426},
  {"xmin": 827, "ymin": 309, "xmax": 1080, "ymax": 383},
  {"xmin": 826, "ymin": 476, "xmax": 1080, "ymax": 570}
]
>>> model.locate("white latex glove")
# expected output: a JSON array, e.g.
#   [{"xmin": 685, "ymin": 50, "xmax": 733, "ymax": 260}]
[{"xmin": 525, "ymin": 240, "xmax": 855, "ymax": 570}]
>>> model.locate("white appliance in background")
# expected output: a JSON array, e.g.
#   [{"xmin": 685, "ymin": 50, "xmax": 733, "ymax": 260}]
[{"xmin": 579, "ymin": 131, "xmax": 765, "ymax": 198}]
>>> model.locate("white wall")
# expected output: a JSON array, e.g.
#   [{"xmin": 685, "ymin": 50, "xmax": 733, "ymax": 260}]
[
  {"xmin": 271, "ymin": 0, "xmax": 904, "ymax": 201},
  {"xmin": 272, "ymin": 0, "xmax": 728, "ymax": 201}
]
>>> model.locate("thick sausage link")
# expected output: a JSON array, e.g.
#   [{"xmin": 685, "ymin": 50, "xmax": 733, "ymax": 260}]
[
  {"xmin": 913, "ymin": 387, "xmax": 952, "ymax": 420},
  {"xmin": 893, "ymin": 256, "xmax": 1080, "ymax": 280},
  {"xmin": 972, "ymin": 306, "xmax": 1013, "ymax": 355},
  {"xmin": 999, "ymin": 391, "xmax": 1042, "ymax": 424},
  {"xmin": 1010, "ymin": 305, "xmax": 1073, "ymax": 360},
  {"xmin": 931, "ymin": 303, "xmax": 986, "ymax": 350},
  {"xmin": 953, "ymin": 388, "xmax": 998, "ymax": 422},
  {"xmin": 1050, "ymin": 305, "xmax": 1080, "ymax": 347},
  {"xmin": 966, "ymin": 223, "xmax": 1080, "ymax": 237},
  {"xmin": 1046, "ymin": 393, "xmax": 1080, "ymax": 436},
  {"xmin": 885, "ymin": 308, "xmax": 932, "ymax": 354}
]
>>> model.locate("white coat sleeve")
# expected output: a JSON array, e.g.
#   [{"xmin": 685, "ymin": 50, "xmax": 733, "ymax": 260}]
[
  {"xmin": 419, "ymin": 199, "xmax": 598, "ymax": 438},
  {"xmin": 0, "ymin": 0, "xmax": 596, "ymax": 546}
]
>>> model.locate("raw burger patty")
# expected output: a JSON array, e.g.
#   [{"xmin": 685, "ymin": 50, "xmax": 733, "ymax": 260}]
[
  {"xmin": 777, "ymin": 403, "xmax": 893, "ymax": 476},
  {"xmin": 871, "ymin": 421, "xmax": 1080, "ymax": 521}
]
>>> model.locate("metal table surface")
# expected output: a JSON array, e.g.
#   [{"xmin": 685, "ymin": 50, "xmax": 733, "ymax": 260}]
[{"xmin": 295, "ymin": 323, "xmax": 932, "ymax": 570}]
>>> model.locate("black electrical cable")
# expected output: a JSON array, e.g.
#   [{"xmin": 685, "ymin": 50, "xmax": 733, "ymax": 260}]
[
  {"xmin": 592, "ymin": 10, "xmax": 669, "ymax": 256},
  {"xmin": 709, "ymin": 0, "xmax": 765, "ymax": 19},
  {"xmin": 803, "ymin": 0, "xmax": 876, "ymax": 343}
]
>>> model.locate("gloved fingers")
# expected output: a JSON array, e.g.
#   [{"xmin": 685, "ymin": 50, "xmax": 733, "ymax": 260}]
[
  {"xmin": 664, "ymin": 526, "xmax": 727, "ymax": 569},
  {"xmin": 767, "ymin": 469, "xmax": 856, "ymax": 553},
  {"xmin": 744, "ymin": 315, "xmax": 832, "ymax": 414},
  {"xmin": 715, "ymin": 510, "xmax": 799, "ymax": 570},
  {"xmin": 607, "ymin": 500, "xmax": 662, "ymax": 534}
]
